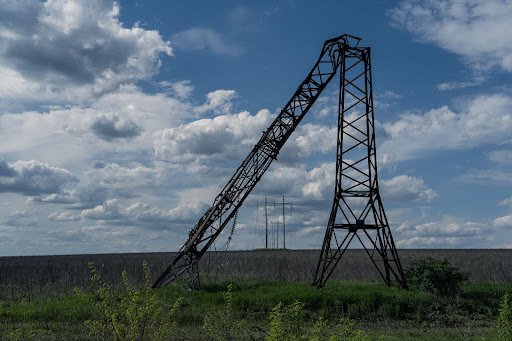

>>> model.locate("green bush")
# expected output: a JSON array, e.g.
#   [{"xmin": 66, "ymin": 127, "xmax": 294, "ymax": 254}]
[
  {"xmin": 497, "ymin": 293, "xmax": 512, "ymax": 341},
  {"xmin": 405, "ymin": 257, "xmax": 469, "ymax": 297}
]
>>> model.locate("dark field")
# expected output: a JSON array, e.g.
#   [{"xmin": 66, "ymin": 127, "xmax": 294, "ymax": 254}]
[{"xmin": 1, "ymin": 249, "xmax": 511, "ymax": 292}]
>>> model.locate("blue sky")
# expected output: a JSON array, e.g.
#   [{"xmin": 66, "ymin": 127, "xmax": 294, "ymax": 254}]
[{"xmin": 1, "ymin": 0, "xmax": 512, "ymax": 255}]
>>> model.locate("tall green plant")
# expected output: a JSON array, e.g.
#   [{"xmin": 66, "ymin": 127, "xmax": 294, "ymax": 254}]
[
  {"xmin": 267, "ymin": 300, "xmax": 306, "ymax": 341},
  {"xmin": 497, "ymin": 293, "xmax": 512, "ymax": 341},
  {"xmin": 77, "ymin": 261, "xmax": 182, "ymax": 341},
  {"xmin": 203, "ymin": 283, "xmax": 247, "ymax": 340}
]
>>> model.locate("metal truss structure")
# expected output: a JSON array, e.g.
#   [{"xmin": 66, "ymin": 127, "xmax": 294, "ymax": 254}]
[
  {"xmin": 153, "ymin": 34, "xmax": 406, "ymax": 289},
  {"xmin": 312, "ymin": 44, "xmax": 407, "ymax": 288}
]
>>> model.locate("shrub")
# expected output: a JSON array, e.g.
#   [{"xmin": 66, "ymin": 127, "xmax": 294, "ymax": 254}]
[
  {"xmin": 77, "ymin": 261, "xmax": 182, "ymax": 341},
  {"xmin": 329, "ymin": 317, "xmax": 369, "ymax": 341},
  {"xmin": 497, "ymin": 293, "xmax": 512, "ymax": 341},
  {"xmin": 405, "ymin": 257, "xmax": 469, "ymax": 297},
  {"xmin": 267, "ymin": 300, "xmax": 306, "ymax": 341},
  {"xmin": 203, "ymin": 283, "xmax": 247, "ymax": 340}
]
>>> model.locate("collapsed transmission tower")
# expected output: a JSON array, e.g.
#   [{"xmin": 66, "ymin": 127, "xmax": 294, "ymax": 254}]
[{"xmin": 153, "ymin": 34, "xmax": 407, "ymax": 289}]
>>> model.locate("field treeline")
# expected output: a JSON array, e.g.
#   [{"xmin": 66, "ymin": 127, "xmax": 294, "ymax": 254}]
[{"xmin": 1, "ymin": 249, "xmax": 511, "ymax": 295}]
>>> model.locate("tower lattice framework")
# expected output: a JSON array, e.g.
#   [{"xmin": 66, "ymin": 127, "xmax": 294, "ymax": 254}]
[{"xmin": 313, "ymin": 46, "xmax": 407, "ymax": 288}]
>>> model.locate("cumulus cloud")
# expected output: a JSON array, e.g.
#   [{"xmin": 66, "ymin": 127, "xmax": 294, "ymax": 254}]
[
  {"xmin": 493, "ymin": 215, "xmax": 512, "ymax": 229},
  {"xmin": 498, "ymin": 197, "xmax": 512, "ymax": 208},
  {"xmin": 389, "ymin": 0, "xmax": 512, "ymax": 72},
  {"xmin": 256, "ymin": 166, "xmax": 306, "ymax": 196},
  {"xmin": 169, "ymin": 80, "xmax": 194, "ymax": 99},
  {"xmin": 294, "ymin": 124, "xmax": 337, "ymax": 157},
  {"xmin": 30, "ymin": 185, "xmax": 108, "ymax": 209},
  {"xmin": 0, "ymin": 160, "xmax": 77, "ymax": 196},
  {"xmin": 172, "ymin": 27, "xmax": 241, "ymax": 56},
  {"xmin": 79, "ymin": 199, "xmax": 208, "ymax": 229},
  {"xmin": 90, "ymin": 113, "xmax": 142, "ymax": 141},
  {"xmin": 0, "ymin": 0, "xmax": 172, "ymax": 107},
  {"xmin": 154, "ymin": 109, "xmax": 272, "ymax": 163},
  {"xmin": 302, "ymin": 163, "xmax": 335, "ymax": 199},
  {"xmin": 194, "ymin": 89, "xmax": 237, "ymax": 115},
  {"xmin": 397, "ymin": 219, "xmax": 491, "ymax": 248},
  {"xmin": 381, "ymin": 175, "xmax": 437, "ymax": 202},
  {"xmin": 81, "ymin": 199, "xmax": 124, "ymax": 220},
  {"xmin": 381, "ymin": 93, "xmax": 512, "ymax": 162},
  {"xmin": 0, "ymin": 160, "xmax": 17, "ymax": 177}
]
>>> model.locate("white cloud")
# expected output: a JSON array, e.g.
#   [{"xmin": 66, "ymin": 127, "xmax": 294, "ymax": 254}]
[
  {"xmin": 257, "ymin": 166, "xmax": 306, "ymax": 197},
  {"xmin": 381, "ymin": 175, "xmax": 437, "ymax": 202},
  {"xmin": 498, "ymin": 197, "xmax": 512, "ymax": 208},
  {"xmin": 48, "ymin": 211, "xmax": 80, "ymax": 221},
  {"xmin": 172, "ymin": 27, "xmax": 241, "ymax": 56},
  {"xmin": 79, "ymin": 199, "xmax": 208, "ymax": 230},
  {"xmin": 488, "ymin": 150, "xmax": 512, "ymax": 164},
  {"xmin": 389, "ymin": 0, "xmax": 512, "ymax": 72},
  {"xmin": 294, "ymin": 125, "xmax": 337, "ymax": 156},
  {"xmin": 0, "ymin": 84, "xmax": 194, "ymax": 170},
  {"xmin": 89, "ymin": 113, "xmax": 142, "ymax": 141},
  {"xmin": 81, "ymin": 199, "xmax": 124, "ymax": 220},
  {"xmin": 493, "ymin": 215, "xmax": 512, "ymax": 229},
  {"xmin": 302, "ymin": 163, "xmax": 335, "ymax": 199},
  {"xmin": 169, "ymin": 80, "xmax": 194, "ymax": 99},
  {"xmin": 30, "ymin": 184, "xmax": 107, "ymax": 208},
  {"xmin": 0, "ymin": 0, "xmax": 172, "ymax": 108},
  {"xmin": 459, "ymin": 169, "xmax": 512, "ymax": 184},
  {"xmin": 437, "ymin": 80, "xmax": 480, "ymax": 91},
  {"xmin": 0, "ymin": 160, "xmax": 77, "ymax": 196},
  {"xmin": 381, "ymin": 93, "xmax": 512, "ymax": 162},
  {"xmin": 194, "ymin": 89, "xmax": 237, "ymax": 115},
  {"xmin": 296, "ymin": 226, "xmax": 323, "ymax": 237},
  {"xmin": 153, "ymin": 109, "xmax": 272, "ymax": 163},
  {"xmin": 396, "ymin": 218, "xmax": 491, "ymax": 247}
]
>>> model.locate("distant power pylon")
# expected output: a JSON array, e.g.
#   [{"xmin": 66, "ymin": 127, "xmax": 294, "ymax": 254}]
[{"xmin": 257, "ymin": 196, "xmax": 292, "ymax": 249}]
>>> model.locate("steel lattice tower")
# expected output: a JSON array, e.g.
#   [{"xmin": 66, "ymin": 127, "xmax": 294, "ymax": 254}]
[{"xmin": 313, "ymin": 46, "xmax": 407, "ymax": 288}]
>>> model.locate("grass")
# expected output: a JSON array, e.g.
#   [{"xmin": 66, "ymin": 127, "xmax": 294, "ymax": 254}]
[
  {"xmin": 1, "ymin": 251, "xmax": 511, "ymax": 339},
  {"xmin": 1, "ymin": 279, "xmax": 510, "ymax": 340}
]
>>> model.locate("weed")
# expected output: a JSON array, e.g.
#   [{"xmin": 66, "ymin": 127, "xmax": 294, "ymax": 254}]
[
  {"xmin": 203, "ymin": 283, "xmax": 247, "ymax": 340},
  {"xmin": 497, "ymin": 293, "xmax": 512, "ymax": 341},
  {"xmin": 78, "ymin": 260, "xmax": 183, "ymax": 341}
]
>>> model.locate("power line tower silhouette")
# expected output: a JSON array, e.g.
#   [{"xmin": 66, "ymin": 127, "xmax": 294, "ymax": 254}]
[{"xmin": 313, "ymin": 46, "xmax": 407, "ymax": 289}]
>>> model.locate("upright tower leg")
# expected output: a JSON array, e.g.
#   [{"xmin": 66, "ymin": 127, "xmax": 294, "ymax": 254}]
[{"xmin": 313, "ymin": 47, "xmax": 407, "ymax": 289}]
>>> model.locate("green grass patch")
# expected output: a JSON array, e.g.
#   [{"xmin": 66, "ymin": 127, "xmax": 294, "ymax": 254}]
[{"xmin": 1, "ymin": 279, "xmax": 511, "ymax": 340}]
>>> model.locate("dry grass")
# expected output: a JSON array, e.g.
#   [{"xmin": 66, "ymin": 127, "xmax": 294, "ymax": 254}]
[{"xmin": 1, "ymin": 249, "xmax": 511, "ymax": 295}]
